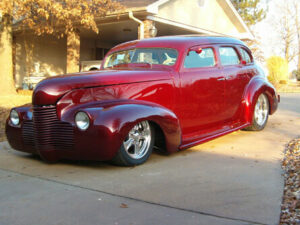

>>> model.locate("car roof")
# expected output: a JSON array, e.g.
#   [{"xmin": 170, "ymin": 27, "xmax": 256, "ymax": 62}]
[{"xmin": 111, "ymin": 35, "xmax": 247, "ymax": 52}]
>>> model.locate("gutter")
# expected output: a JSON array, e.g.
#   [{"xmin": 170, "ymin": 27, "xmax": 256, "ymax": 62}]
[{"xmin": 129, "ymin": 11, "xmax": 144, "ymax": 40}]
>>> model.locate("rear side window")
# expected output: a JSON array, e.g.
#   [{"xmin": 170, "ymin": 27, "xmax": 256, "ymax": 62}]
[
  {"xmin": 219, "ymin": 47, "xmax": 240, "ymax": 66},
  {"xmin": 240, "ymin": 48, "xmax": 252, "ymax": 63},
  {"xmin": 184, "ymin": 48, "xmax": 216, "ymax": 68}
]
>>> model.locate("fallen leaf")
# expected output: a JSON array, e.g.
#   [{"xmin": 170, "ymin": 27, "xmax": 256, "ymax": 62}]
[{"xmin": 120, "ymin": 203, "xmax": 128, "ymax": 208}]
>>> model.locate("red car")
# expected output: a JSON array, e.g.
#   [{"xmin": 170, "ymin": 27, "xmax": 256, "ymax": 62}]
[{"xmin": 6, "ymin": 36, "xmax": 279, "ymax": 166}]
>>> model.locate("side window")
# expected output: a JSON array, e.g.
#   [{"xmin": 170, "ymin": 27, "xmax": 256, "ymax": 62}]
[
  {"xmin": 240, "ymin": 48, "xmax": 252, "ymax": 64},
  {"xmin": 184, "ymin": 48, "xmax": 216, "ymax": 68},
  {"xmin": 219, "ymin": 47, "xmax": 240, "ymax": 66}
]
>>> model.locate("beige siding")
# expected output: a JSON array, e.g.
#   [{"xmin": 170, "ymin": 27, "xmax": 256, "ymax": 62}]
[
  {"xmin": 157, "ymin": 0, "xmax": 245, "ymax": 36},
  {"xmin": 14, "ymin": 34, "xmax": 66, "ymax": 88}
]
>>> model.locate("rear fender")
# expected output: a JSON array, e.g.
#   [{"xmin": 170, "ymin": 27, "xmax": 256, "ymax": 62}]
[{"xmin": 242, "ymin": 77, "xmax": 278, "ymax": 124}]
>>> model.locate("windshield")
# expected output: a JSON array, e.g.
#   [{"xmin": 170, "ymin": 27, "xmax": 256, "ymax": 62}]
[{"xmin": 103, "ymin": 48, "xmax": 178, "ymax": 68}]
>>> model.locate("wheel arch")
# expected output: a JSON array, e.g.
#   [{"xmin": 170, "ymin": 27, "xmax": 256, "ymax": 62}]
[
  {"xmin": 67, "ymin": 100, "xmax": 181, "ymax": 160},
  {"xmin": 89, "ymin": 67, "xmax": 98, "ymax": 71},
  {"xmin": 149, "ymin": 121, "xmax": 168, "ymax": 154},
  {"xmin": 242, "ymin": 77, "xmax": 278, "ymax": 124}
]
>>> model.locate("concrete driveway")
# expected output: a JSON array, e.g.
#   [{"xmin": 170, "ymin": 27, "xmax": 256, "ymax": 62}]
[{"xmin": 0, "ymin": 93, "xmax": 299, "ymax": 225}]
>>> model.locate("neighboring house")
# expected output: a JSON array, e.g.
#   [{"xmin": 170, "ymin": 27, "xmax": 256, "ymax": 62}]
[{"xmin": 12, "ymin": 0, "xmax": 252, "ymax": 89}]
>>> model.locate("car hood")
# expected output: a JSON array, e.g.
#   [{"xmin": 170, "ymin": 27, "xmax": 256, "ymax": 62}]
[{"xmin": 33, "ymin": 69, "xmax": 171, "ymax": 105}]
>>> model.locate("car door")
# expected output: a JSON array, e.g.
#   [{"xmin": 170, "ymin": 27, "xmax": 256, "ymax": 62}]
[
  {"xmin": 218, "ymin": 46, "xmax": 251, "ymax": 124},
  {"xmin": 178, "ymin": 46, "xmax": 227, "ymax": 136}
]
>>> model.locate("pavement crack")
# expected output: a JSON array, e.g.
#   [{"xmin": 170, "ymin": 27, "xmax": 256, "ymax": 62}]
[{"xmin": 0, "ymin": 167, "xmax": 267, "ymax": 225}]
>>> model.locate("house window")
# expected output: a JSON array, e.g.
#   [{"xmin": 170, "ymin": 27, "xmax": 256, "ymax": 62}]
[{"xmin": 219, "ymin": 47, "xmax": 240, "ymax": 66}]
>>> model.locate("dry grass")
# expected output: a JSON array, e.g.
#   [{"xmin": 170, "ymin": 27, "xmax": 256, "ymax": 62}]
[
  {"xmin": 277, "ymin": 81, "xmax": 300, "ymax": 93},
  {"xmin": 0, "ymin": 94, "xmax": 31, "ymax": 142}
]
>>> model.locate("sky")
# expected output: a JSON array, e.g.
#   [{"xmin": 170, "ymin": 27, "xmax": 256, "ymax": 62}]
[{"xmin": 253, "ymin": 0, "xmax": 299, "ymax": 71}]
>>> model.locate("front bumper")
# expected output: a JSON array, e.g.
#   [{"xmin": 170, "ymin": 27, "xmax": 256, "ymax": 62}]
[{"xmin": 5, "ymin": 105, "xmax": 119, "ymax": 162}]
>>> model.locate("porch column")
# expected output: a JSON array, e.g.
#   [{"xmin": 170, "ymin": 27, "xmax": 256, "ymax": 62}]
[
  {"xmin": 0, "ymin": 15, "xmax": 15, "ymax": 94},
  {"xmin": 66, "ymin": 30, "xmax": 80, "ymax": 73},
  {"xmin": 138, "ymin": 20, "xmax": 157, "ymax": 39}
]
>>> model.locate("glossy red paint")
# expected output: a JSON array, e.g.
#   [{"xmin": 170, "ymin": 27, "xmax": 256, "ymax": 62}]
[{"xmin": 6, "ymin": 36, "xmax": 279, "ymax": 162}]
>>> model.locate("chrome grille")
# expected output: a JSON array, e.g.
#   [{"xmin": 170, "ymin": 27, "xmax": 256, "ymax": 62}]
[
  {"xmin": 22, "ymin": 120, "xmax": 34, "ymax": 147},
  {"xmin": 22, "ymin": 105, "xmax": 74, "ymax": 151}
]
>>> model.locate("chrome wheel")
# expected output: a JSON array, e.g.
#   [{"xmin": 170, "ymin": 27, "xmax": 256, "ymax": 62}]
[
  {"xmin": 123, "ymin": 121, "xmax": 152, "ymax": 160},
  {"xmin": 254, "ymin": 94, "xmax": 269, "ymax": 126}
]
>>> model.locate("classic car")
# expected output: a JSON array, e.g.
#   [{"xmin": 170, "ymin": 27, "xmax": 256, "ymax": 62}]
[{"xmin": 6, "ymin": 36, "xmax": 279, "ymax": 166}]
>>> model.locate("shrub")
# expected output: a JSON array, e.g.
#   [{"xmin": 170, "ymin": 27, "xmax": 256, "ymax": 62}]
[
  {"xmin": 266, "ymin": 56, "xmax": 289, "ymax": 86},
  {"xmin": 279, "ymin": 80, "xmax": 287, "ymax": 84}
]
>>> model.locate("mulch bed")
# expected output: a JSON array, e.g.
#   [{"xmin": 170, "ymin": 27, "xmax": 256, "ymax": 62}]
[{"xmin": 280, "ymin": 138, "xmax": 300, "ymax": 224}]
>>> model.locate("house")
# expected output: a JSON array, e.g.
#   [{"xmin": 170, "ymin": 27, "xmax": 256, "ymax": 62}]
[{"xmin": 11, "ymin": 0, "xmax": 252, "ymax": 89}]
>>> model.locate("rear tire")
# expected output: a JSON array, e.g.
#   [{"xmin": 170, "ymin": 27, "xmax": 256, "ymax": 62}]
[
  {"xmin": 244, "ymin": 93, "xmax": 269, "ymax": 131},
  {"xmin": 111, "ymin": 121, "xmax": 155, "ymax": 166}
]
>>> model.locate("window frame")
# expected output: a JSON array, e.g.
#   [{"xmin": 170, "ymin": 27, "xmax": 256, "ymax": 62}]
[
  {"xmin": 181, "ymin": 45, "xmax": 218, "ymax": 72},
  {"xmin": 103, "ymin": 47, "xmax": 179, "ymax": 68},
  {"xmin": 238, "ymin": 47, "xmax": 253, "ymax": 65},
  {"xmin": 218, "ymin": 45, "xmax": 241, "ymax": 67}
]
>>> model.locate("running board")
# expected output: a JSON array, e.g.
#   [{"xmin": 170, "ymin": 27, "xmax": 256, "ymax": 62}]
[{"xmin": 179, "ymin": 123, "xmax": 250, "ymax": 150}]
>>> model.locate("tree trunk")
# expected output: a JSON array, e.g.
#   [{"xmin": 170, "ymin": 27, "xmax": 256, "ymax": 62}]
[
  {"xmin": 283, "ymin": 15, "xmax": 292, "ymax": 63},
  {"xmin": 66, "ymin": 30, "xmax": 80, "ymax": 74},
  {"xmin": 0, "ymin": 15, "xmax": 16, "ymax": 95}
]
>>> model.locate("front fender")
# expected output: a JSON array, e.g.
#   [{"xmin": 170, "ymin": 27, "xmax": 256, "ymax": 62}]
[
  {"xmin": 242, "ymin": 76, "xmax": 278, "ymax": 124},
  {"xmin": 61, "ymin": 100, "xmax": 181, "ymax": 161}
]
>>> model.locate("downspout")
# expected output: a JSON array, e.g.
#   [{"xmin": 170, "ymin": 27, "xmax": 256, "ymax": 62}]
[{"xmin": 129, "ymin": 11, "xmax": 144, "ymax": 40}]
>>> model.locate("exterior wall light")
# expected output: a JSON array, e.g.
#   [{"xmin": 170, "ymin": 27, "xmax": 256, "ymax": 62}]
[{"xmin": 149, "ymin": 25, "xmax": 158, "ymax": 37}]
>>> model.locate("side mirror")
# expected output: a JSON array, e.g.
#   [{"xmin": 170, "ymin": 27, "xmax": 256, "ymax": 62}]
[{"xmin": 188, "ymin": 47, "xmax": 202, "ymax": 55}]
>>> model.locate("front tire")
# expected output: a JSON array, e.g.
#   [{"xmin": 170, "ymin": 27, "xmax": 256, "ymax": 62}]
[
  {"xmin": 111, "ymin": 121, "xmax": 155, "ymax": 166},
  {"xmin": 244, "ymin": 93, "xmax": 269, "ymax": 131}
]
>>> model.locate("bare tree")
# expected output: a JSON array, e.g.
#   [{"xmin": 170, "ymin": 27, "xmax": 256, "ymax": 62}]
[
  {"xmin": 245, "ymin": 31, "xmax": 265, "ymax": 62},
  {"xmin": 273, "ymin": 0, "xmax": 300, "ymax": 71},
  {"xmin": 276, "ymin": 1, "xmax": 297, "ymax": 64},
  {"xmin": 294, "ymin": 1, "xmax": 300, "ymax": 71}
]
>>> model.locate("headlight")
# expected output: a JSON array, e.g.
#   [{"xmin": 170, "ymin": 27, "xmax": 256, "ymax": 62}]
[
  {"xmin": 75, "ymin": 112, "xmax": 90, "ymax": 131},
  {"xmin": 10, "ymin": 109, "xmax": 20, "ymax": 125}
]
